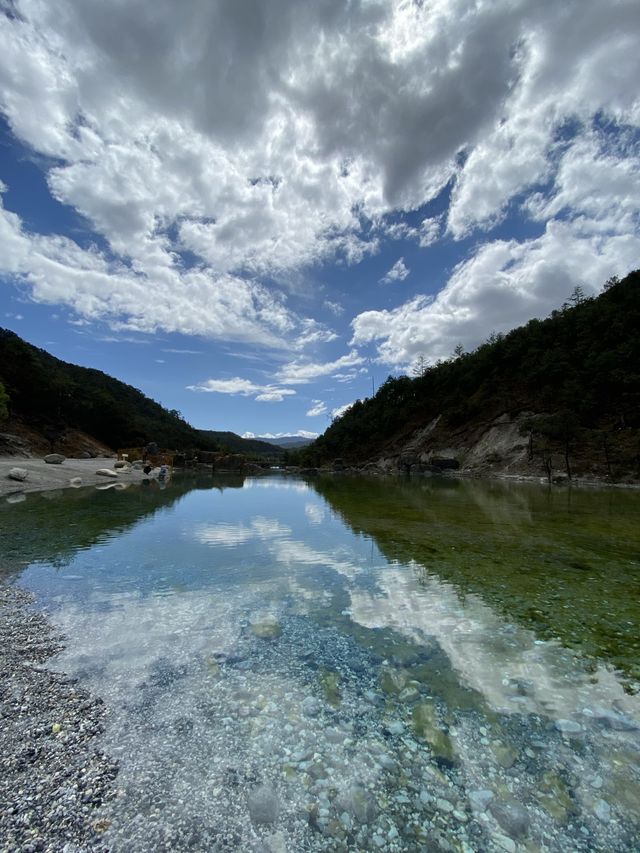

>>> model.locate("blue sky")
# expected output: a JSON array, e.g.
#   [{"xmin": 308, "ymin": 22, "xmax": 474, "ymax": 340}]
[{"xmin": 1, "ymin": 1, "xmax": 639, "ymax": 440}]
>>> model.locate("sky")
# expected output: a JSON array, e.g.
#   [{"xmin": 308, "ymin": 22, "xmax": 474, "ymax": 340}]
[{"xmin": 0, "ymin": 0, "xmax": 639, "ymax": 440}]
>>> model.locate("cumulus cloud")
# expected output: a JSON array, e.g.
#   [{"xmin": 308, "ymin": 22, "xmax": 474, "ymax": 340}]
[
  {"xmin": 0, "ymin": 0, "xmax": 638, "ymax": 359},
  {"xmin": 241, "ymin": 430, "xmax": 318, "ymax": 439},
  {"xmin": 276, "ymin": 350, "xmax": 364, "ymax": 385},
  {"xmin": 306, "ymin": 400, "xmax": 327, "ymax": 417},
  {"xmin": 187, "ymin": 377, "xmax": 295, "ymax": 403},
  {"xmin": 331, "ymin": 402, "xmax": 354, "ymax": 420},
  {"xmin": 380, "ymin": 257, "xmax": 410, "ymax": 284}
]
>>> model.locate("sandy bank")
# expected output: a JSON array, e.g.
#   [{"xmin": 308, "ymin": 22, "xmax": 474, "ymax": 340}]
[{"xmin": 0, "ymin": 457, "xmax": 156, "ymax": 498}]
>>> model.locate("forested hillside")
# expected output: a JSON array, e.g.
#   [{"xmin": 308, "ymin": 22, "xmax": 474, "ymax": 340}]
[
  {"xmin": 198, "ymin": 430, "xmax": 285, "ymax": 459},
  {"xmin": 0, "ymin": 329, "xmax": 219, "ymax": 453},
  {"xmin": 301, "ymin": 272, "xmax": 640, "ymax": 480}
]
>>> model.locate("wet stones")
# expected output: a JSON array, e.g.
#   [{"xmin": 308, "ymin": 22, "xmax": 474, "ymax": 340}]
[
  {"xmin": 468, "ymin": 789, "xmax": 494, "ymax": 813},
  {"xmin": 379, "ymin": 665, "xmax": 408, "ymax": 695},
  {"xmin": 555, "ymin": 718, "xmax": 583, "ymax": 735}
]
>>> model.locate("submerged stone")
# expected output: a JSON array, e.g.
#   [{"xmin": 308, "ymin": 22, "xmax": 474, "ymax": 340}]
[
  {"xmin": 336, "ymin": 784, "xmax": 378, "ymax": 824},
  {"xmin": 380, "ymin": 666, "xmax": 409, "ymax": 695},
  {"xmin": 319, "ymin": 669, "xmax": 342, "ymax": 706},
  {"xmin": 247, "ymin": 784, "xmax": 280, "ymax": 826},
  {"xmin": 250, "ymin": 616, "xmax": 282, "ymax": 640},
  {"xmin": 411, "ymin": 701, "xmax": 455, "ymax": 764},
  {"xmin": 489, "ymin": 800, "xmax": 530, "ymax": 839}
]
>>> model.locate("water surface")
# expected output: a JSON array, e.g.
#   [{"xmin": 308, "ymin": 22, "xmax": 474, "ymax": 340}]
[{"xmin": 2, "ymin": 474, "xmax": 639, "ymax": 852}]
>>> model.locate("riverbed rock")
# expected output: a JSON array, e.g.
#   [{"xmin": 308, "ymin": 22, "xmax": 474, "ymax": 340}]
[
  {"xmin": 114, "ymin": 460, "xmax": 131, "ymax": 470},
  {"xmin": 336, "ymin": 784, "xmax": 378, "ymax": 824},
  {"xmin": 555, "ymin": 719, "xmax": 582, "ymax": 734},
  {"xmin": 69, "ymin": 477, "xmax": 83, "ymax": 487},
  {"xmin": 95, "ymin": 468, "xmax": 118, "ymax": 478},
  {"xmin": 468, "ymin": 789, "xmax": 494, "ymax": 812},
  {"xmin": 250, "ymin": 616, "xmax": 282, "ymax": 639},
  {"xmin": 301, "ymin": 696, "xmax": 323, "ymax": 718},
  {"xmin": 489, "ymin": 800, "xmax": 530, "ymax": 839},
  {"xmin": 411, "ymin": 701, "xmax": 455, "ymax": 764},
  {"xmin": 44, "ymin": 453, "xmax": 65, "ymax": 464},
  {"xmin": 247, "ymin": 784, "xmax": 280, "ymax": 826},
  {"xmin": 8, "ymin": 467, "xmax": 28, "ymax": 481}
]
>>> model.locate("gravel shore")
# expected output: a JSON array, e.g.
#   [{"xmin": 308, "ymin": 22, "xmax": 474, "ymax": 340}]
[
  {"xmin": 0, "ymin": 584, "xmax": 117, "ymax": 853},
  {"xmin": 0, "ymin": 457, "xmax": 154, "ymax": 499}
]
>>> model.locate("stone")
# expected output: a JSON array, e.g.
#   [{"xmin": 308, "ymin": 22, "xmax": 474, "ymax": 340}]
[
  {"xmin": 69, "ymin": 477, "xmax": 83, "ymax": 487},
  {"xmin": 44, "ymin": 453, "xmax": 65, "ymax": 464},
  {"xmin": 468, "ymin": 789, "xmax": 494, "ymax": 812},
  {"xmin": 248, "ymin": 784, "xmax": 280, "ymax": 827},
  {"xmin": 380, "ymin": 666, "xmax": 409, "ymax": 694},
  {"xmin": 594, "ymin": 799, "xmax": 611, "ymax": 822},
  {"xmin": 113, "ymin": 460, "xmax": 130, "ymax": 470},
  {"xmin": 555, "ymin": 719, "xmax": 582, "ymax": 734},
  {"xmin": 78, "ymin": 451, "xmax": 91, "ymax": 459},
  {"xmin": 411, "ymin": 701, "xmax": 456, "ymax": 764},
  {"xmin": 301, "ymin": 696, "xmax": 323, "ymax": 718},
  {"xmin": 250, "ymin": 616, "xmax": 282, "ymax": 640},
  {"xmin": 493, "ymin": 834, "xmax": 516, "ymax": 853},
  {"xmin": 95, "ymin": 469, "xmax": 118, "ymax": 478},
  {"xmin": 489, "ymin": 800, "xmax": 530, "ymax": 839},
  {"xmin": 492, "ymin": 743, "xmax": 518, "ymax": 769},
  {"xmin": 336, "ymin": 785, "xmax": 377, "ymax": 824},
  {"xmin": 8, "ymin": 467, "xmax": 28, "ymax": 481}
]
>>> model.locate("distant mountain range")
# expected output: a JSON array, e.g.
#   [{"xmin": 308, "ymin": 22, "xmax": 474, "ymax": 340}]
[{"xmin": 259, "ymin": 436, "xmax": 315, "ymax": 449}]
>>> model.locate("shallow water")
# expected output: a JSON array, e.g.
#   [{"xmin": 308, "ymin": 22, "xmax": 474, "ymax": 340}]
[{"xmin": 2, "ymin": 473, "xmax": 640, "ymax": 852}]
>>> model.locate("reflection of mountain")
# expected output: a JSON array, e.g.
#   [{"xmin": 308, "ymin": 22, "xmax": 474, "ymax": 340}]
[
  {"xmin": 0, "ymin": 475, "xmax": 245, "ymax": 581},
  {"xmin": 310, "ymin": 475, "xmax": 640, "ymax": 685}
]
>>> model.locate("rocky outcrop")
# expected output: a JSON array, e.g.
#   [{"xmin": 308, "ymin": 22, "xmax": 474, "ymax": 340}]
[{"xmin": 0, "ymin": 433, "xmax": 31, "ymax": 457}]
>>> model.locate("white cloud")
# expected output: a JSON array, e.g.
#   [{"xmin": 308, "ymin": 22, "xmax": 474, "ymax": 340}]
[
  {"xmin": 0, "ymin": 0, "xmax": 638, "ymax": 359},
  {"xmin": 323, "ymin": 300, "xmax": 344, "ymax": 317},
  {"xmin": 187, "ymin": 377, "xmax": 295, "ymax": 403},
  {"xmin": 276, "ymin": 350, "xmax": 364, "ymax": 385},
  {"xmin": 352, "ymin": 218, "xmax": 640, "ymax": 368},
  {"xmin": 306, "ymin": 400, "xmax": 327, "ymax": 417},
  {"xmin": 380, "ymin": 257, "xmax": 409, "ymax": 284},
  {"xmin": 332, "ymin": 402, "xmax": 354, "ymax": 420},
  {"xmin": 241, "ymin": 430, "xmax": 318, "ymax": 439}
]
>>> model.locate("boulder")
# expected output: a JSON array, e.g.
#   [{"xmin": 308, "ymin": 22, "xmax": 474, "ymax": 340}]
[
  {"xmin": 114, "ymin": 460, "xmax": 131, "ymax": 470},
  {"xmin": 44, "ymin": 453, "xmax": 66, "ymax": 464},
  {"xmin": 69, "ymin": 477, "xmax": 83, "ymax": 487},
  {"xmin": 8, "ymin": 467, "xmax": 28, "ymax": 482},
  {"xmin": 78, "ymin": 451, "xmax": 92, "ymax": 459},
  {"xmin": 96, "ymin": 468, "xmax": 118, "ymax": 478}
]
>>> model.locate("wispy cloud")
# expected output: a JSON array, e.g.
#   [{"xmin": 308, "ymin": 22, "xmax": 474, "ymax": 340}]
[
  {"xmin": 380, "ymin": 257, "xmax": 410, "ymax": 285},
  {"xmin": 276, "ymin": 351, "xmax": 364, "ymax": 385},
  {"xmin": 187, "ymin": 377, "xmax": 295, "ymax": 403},
  {"xmin": 306, "ymin": 400, "xmax": 327, "ymax": 417}
]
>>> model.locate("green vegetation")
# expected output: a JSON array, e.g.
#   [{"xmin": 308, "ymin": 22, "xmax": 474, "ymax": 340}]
[
  {"xmin": 0, "ymin": 328, "xmax": 218, "ymax": 453},
  {"xmin": 0, "ymin": 380, "xmax": 8, "ymax": 422},
  {"xmin": 300, "ymin": 272, "xmax": 640, "ymax": 475}
]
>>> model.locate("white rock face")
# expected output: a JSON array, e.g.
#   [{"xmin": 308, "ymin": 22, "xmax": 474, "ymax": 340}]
[
  {"xmin": 8, "ymin": 467, "xmax": 28, "ymax": 481},
  {"xmin": 95, "ymin": 468, "xmax": 118, "ymax": 478}
]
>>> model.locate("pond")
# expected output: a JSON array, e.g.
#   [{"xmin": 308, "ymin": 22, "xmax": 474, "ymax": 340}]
[{"xmin": 1, "ymin": 473, "xmax": 639, "ymax": 852}]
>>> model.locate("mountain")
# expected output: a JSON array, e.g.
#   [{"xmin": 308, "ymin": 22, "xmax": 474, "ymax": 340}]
[
  {"xmin": 299, "ymin": 271, "xmax": 640, "ymax": 482},
  {"xmin": 198, "ymin": 430, "xmax": 285, "ymax": 458},
  {"xmin": 260, "ymin": 436, "xmax": 315, "ymax": 449},
  {"xmin": 0, "ymin": 328, "xmax": 219, "ymax": 454}
]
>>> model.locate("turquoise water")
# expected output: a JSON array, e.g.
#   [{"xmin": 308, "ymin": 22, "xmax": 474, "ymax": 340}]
[{"xmin": 2, "ymin": 474, "xmax": 640, "ymax": 851}]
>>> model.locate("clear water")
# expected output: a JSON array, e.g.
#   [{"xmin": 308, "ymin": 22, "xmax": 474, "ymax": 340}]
[{"xmin": 2, "ymin": 473, "xmax": 640, "ymax": 852}]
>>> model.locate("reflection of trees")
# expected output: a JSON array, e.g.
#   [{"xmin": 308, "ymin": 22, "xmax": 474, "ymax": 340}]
[
  {"xmin": 310, "ymin": 475, "xmax": 640, "ymax": 686},
  {"xmin": 0, "ymin": 475, "xmax": 245, "ymax": 582}
]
